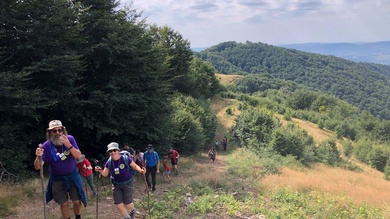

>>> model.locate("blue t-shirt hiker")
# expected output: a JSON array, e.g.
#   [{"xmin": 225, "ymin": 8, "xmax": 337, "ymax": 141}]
[{"xmin": 143, "ymin": 144, "xmax": 160, "ymax": 192}]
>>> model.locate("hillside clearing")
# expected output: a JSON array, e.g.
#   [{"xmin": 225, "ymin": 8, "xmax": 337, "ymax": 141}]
[{"xmin": 211, "ymin": 84, "xmax": 390, "ymax": 216}]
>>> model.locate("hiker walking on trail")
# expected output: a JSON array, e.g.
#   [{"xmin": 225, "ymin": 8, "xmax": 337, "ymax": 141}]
[
  {"xmin": 143, "ymin": 144, "xmax": 160, "ymax": 192},
  {"xmin": 221, "ymin": 136, "xmax": 228, "ymax": 151},
  {"xmin": 163, "ymin": 156, "xmax": 172, "ymax": 183},
  {"xmin": 208, "ymin": 146, "xmax": 217, "ymax": 164},
  {"xmin": 169, "ymin": 147, "xmax": 180, "ymax": 175},
  {"xmin": 214, "ymin": 140, "xmax": 219, "ymax": 151},
  {"xmin": 136, "ymin": 149, "xmax": 144, "ymax": 168},
  {"xmin": 122, "ymin": 143, "xmax": 136, "ymax": 161},
  {"xmin": 34, "ymin": 120, "xmax": 86, "ymax": 219},
  {"xmin": 95, "ymin": 142, "xmax": 146, "ymax": 219},
  {"xmin": 76, "ymin": 156, "xmax": 97, "ymax": 197}
]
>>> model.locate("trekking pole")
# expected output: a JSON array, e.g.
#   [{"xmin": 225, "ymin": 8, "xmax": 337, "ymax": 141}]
[
  {"xmin": 96, "ymin": 173, "xmax": 100, "ymax": 219},
  {"xmin": 142, "ymin": 172, "xmax": 151, "ymax": 219},
  {"xmin": 38, "ymin": 144, "xmax": 47, "ymax": 219}
]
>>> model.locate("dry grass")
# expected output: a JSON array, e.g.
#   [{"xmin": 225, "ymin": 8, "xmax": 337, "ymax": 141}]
[
  {"xmin": 261, "ymin": 164, "xmax": 390, "ymax": 210},
  {"xmin": 273, "ymin": 115, "xmax": 390, "ymax": 215},
  {"xmin": 277, "ymin": 114, "xmax": 335, "ymax": 144},
  {"xmin": 215, "ymin": 73, "xmax": 243, "ymax": 85},
  {"xmin": 210, "ymin": 95, "xmax": 240, "ymax": 141},
  {"xmin": 211, "ymin": 74, "xmax": 243, "ymax": 140}
]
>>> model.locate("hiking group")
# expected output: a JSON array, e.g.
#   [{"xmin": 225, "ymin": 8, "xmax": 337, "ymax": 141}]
[
  {"xmin": 34, "ymin": 119, "xmax": 182, "ymax": 219},
  {"xmin": 210, "ymin": 136, "xmax": 228, "ymax": 164}
]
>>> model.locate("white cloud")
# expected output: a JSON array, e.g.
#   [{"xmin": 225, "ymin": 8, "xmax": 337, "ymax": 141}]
[{"xmin": 121, "ymin": 0, "xmax": 390, "ymax": 47}]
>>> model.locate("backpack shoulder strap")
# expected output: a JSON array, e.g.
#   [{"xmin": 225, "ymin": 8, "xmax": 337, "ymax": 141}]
[
  {"xmin": 107, "ymin": 157, "xmax": 112, "ymax": 169},
  {"xmin": 122, "ymin": 154, "xmax": 130, "ymax": 170},
  {"xmin": 154, "ymin": 151, "xmax": 158, "ymax": 161}
]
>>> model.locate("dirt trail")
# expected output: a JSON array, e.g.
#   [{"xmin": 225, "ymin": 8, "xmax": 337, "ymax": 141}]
[{"xmin": 7, "ymin": 149, "xmax": 232, "ymax": 219}]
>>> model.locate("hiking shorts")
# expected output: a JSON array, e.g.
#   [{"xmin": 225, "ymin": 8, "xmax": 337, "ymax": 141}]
[
  {"xmin": 52, "ymin": 180, "xmax": 80, "ymax": 205},
  {"xmin": 171, "ymin": 158, "xmax": 178, "ymax": 166},
  {"xmin": 113, "ymin": 181, "xmax": 134, "ymax": 205}
]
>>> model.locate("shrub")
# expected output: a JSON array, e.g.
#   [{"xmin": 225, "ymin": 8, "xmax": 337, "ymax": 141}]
[
  {"xmin": 342, "ymin": 139, "xmax": 354, "ymax": 158},
  {"xmin": 315, "ymin": 139, "xmax": 341, "ymax": 166},
  {"xmin": 270, "ymin": 124, "xmax": 314, "ymax": 160}
]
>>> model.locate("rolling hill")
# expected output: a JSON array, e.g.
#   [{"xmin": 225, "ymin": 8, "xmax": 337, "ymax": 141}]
[
  {"xmin": 280, "ymin": 41, "xmax": 390, "ymax": 66},
  {"xmin": 195, "ymin": 41, "xmax": 390, "ymax": 120}
]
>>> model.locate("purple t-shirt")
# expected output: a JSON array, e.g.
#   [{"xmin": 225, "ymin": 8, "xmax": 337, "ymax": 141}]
[
  {"xmin": 42, "ymin": 135, "xmax": 79, "ymax": 176},
  {"xmin": 105, "ymin": 155, "xmax": 133, "ymax": 183}
]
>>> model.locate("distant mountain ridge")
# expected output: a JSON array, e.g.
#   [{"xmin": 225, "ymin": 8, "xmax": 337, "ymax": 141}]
[
  {"xmin": 195, "ymin": 41, "xmax": 390, "ymax": 120},
  {"xmin": 280, "ymin": 41, "xmax": 390, "ymax": 66}
]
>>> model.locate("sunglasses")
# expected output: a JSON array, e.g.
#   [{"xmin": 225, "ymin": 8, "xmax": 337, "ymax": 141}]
[
  {"xmin": 108, "ymin": 149, "xmax": 118, "ymax": 153},
  {"xmin": 51, "ymin": 129, "xmax": 63, "ymax": 134}
]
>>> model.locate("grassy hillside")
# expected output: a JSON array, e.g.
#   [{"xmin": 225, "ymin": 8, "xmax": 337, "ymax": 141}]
[
  {"xmin": 196, "ymin": 41, "xmax": 390, "ymax": 120},
  {"xmin": 1, "ymin": 75, "xmax": 390, "ymax": 219}
]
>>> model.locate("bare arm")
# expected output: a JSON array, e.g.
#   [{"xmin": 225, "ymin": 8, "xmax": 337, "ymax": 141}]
[{"xmin": 130, "ymin": 161, "xmax": 145, "ymax": 174}]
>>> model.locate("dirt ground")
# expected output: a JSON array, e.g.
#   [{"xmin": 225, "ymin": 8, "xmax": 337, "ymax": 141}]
[
  {"xmin": 6, "ymin": 173, "xmax": 181, "ymax": 219},
  {"xmin": 5, "ymin": 150, "xmax": 230, "ymax": 219}
]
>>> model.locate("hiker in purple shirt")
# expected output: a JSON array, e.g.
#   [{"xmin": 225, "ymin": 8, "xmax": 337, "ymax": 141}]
[
  {"xmin": 34, "ymin": 120, "xmax": 86, "ymax": 219},
  {"xmin": 95, "ymin": 142, "xmax": 145, "ymax": 219}
]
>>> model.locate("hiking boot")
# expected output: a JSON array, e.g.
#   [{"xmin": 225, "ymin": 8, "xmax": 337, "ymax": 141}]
[
  {"xmin": 152, "ymin": 187, "xmax": 156, "ymax": 192},
  {"xmin": 130, "ymin": 209, "xmax": 136, "ymax": 219}
]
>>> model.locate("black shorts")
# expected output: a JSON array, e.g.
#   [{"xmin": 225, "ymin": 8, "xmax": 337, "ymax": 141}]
[{"xmin": 171, "ymin": 158, "xmax": 178, "ymax": 166}]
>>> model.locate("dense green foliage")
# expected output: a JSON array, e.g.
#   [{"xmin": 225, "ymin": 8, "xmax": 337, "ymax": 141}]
[
  {"xmin": 226, "ymin": 73, "xmax": 388, "ymax": 174},
  {"xmin": 196, "ymin": 41, "xmax": 390, "ymax": 120},
  {"xmin": 0, "ymin": 0, "xmax": 219, "ymax": 177}
]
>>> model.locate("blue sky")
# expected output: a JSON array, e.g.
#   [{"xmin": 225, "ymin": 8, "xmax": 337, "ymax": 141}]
[{"xmin": 121, "ymin": 0, "xmax": 390, "ymax": 48}]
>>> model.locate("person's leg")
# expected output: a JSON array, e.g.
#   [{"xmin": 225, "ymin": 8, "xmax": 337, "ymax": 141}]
[
  {"xmin": 60, "ymin": 200, "xmax": 71, "ymax": 218},
  {"xmin": 174, "ymin": 164, "xmax": 178, "ymax": 174},
  {"xmin": 117, "ymin": 203, "xmax": 131, "ymax": 217},
  {"xmin": 123, "ymin": 182, "xmax": 136, "ymax": 219},
  {"xmin": 115, "ymin": 183, "xmax": 136, "ymax": 219},
  {"xmin": 86, "ymin": 174, "xmax": 97, "ymax": 194},
  {"xmin": 151, "ymin": 166, "xmax": 157, "ymax": 191},
  {"xmin": 145, "ymin": 167, "xmax": 151, "ymax": 189},
  {"xmin": 52, "ymin": 180, "xmax": 71, "ymax": 218},
  {"xmin": 72, "ymin": 200, "xmax": 82, "ymax": 216},
  {"xmin": 126, "ymin": 203, "xmax": 136, "ymax": 219},
  {"xmin": 113, "ymin": 184, "xmax": 130, "ymax": 218},
  {"xmin": 68, "ymin": 181, "xmax": 82, "ymax": 218}
]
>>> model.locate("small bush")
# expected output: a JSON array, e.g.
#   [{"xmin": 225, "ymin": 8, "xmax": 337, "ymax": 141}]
[
  {"xmin": 315, "ymin": 139, "xmax": 341, "ymax": 166},
  {"xmin": 342, "ymin": 139, "xmax": 354, "ymax": 158}
]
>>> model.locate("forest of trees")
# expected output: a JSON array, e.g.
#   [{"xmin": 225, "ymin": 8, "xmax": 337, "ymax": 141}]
[
  {"xmin": 0, "ymin": 0, "xmax": 220, "ymax": 177},
  {"xmin": 1, "ymin": 0, "xmax": 390, "ymax": 182},
  {"xmin": 195, "ymin": 41, "xmax": 390, "ymax": 120}
]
